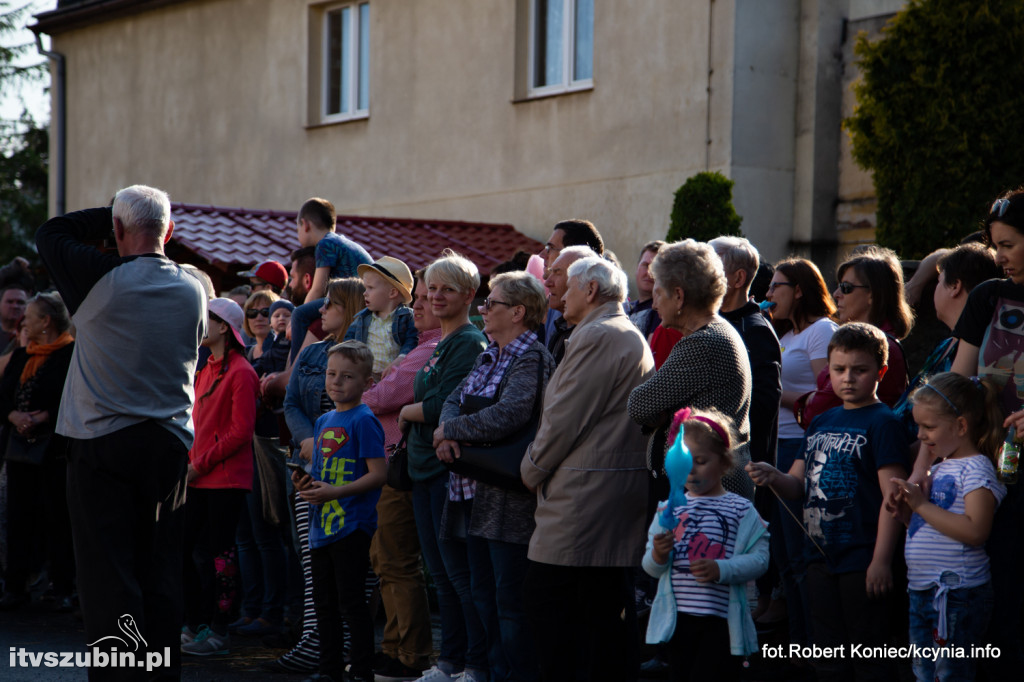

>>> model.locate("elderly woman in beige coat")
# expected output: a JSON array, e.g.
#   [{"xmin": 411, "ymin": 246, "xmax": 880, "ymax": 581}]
[{"xmin": 520, "ymin": 256, "xmax": 654, "ymax": 682}]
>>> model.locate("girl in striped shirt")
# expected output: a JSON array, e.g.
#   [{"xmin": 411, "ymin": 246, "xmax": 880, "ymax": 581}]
[
  {"xmin": 642, "ymin": 408, "xmax": 769, "ymax": 682},
  {"xmin": 892, "ymin": 372, "xmax": 1006, "ymax": 682}
]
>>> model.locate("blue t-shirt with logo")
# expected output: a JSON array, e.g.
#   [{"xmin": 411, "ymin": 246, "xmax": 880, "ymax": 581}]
[
  {"xmin": 797, "ymin": 402, "xmax": 909, "ymax": 573},
  {"xmin": 316, "ymin": 231, "xmax": 373, "ymax": 279},
  {"xmin": 308, "ymin": 403, "xmax": 385, "ymax": 549}
]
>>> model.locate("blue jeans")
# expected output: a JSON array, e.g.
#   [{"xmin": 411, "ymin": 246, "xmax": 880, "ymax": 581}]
[
  {"xmin": 411, "ymin": 475, "xmax": 488, "ymax": 673},
  {"xmin": 290, "ymin": 298, "xmax": 325, "ymax": 363},
  {"xmin": 909, "ymin": 581, "xmax": 993, "ymax": 682},
  {"xmin": 478, "ymin": 539, "xmax": 537, "ymax": 682},
  {"xmin": 236, "ymin": 480, "xmax": 287, "ymax": 623},
  {"xmin": 772, "ymin": 437, "xmax": 810, "ymax": 645}
]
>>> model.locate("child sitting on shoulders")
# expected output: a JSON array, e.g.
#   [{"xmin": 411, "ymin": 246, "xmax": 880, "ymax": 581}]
[
  {"xmin": 747, "ymin": 322, "xmax": 910, "ymax": 681},
  {"xmin": 892, "ymin": 372, "xmax": 1006, "ymax": 682},
  {"xmin": 643, "ymin": 407, "xmax": 769, "ymax": 682},
  {"xmin": 345, "ymin": 256, "xmax": 418, "ymax": 381},
  {"xmin": 291, "ymin": 340, "xmax": 386, "ymax": 682}
]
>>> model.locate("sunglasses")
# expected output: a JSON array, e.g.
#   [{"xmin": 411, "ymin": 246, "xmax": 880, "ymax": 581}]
[
  {"xmin": 836, "ymin": 281, "xmax": 870, "ymax": 295},
  {"xmin": 245, "ymin": 307, "xmax": 271, "ymax": 319},
  {"xmin": 992, "ymin": 198, "xmax": 1011, "ymax": 218},
  {"xmin": 767, "ymin": 282, "xmax": 795, "ymax": 293},
  {"xmin": 479, "ymin": 298, "xmax": 514, "ymax": 311}
]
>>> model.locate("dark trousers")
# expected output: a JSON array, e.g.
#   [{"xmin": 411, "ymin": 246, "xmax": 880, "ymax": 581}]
[
  {"xmin": 806, "ymin": 562, "xmax": 895, "ymax": 682},
  {"xmin": 668, "ymin": 613, "xmax": 737, "ymax": 682},
  {"xmin": 65, "ymin": 422, "xmax": 188, "ymax": 681},
  {"xmin": 182, "ymin": 487, "xmax": 245, "ymax": 634},
  {"xmin": 311, "ymin": 530, "xmax": 374, "ymax": 681},
  {"xmin": 523, "ymin": 561, "xmax": 636, "ymax": 682},
  {"xmin": 5, "ymin": 455, "xmax": 75, "ymax": 597}
]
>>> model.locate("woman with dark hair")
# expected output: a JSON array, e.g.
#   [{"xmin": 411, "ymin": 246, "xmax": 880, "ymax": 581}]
[
  {"xmin": 798, "ymin": 247, "xmax": 914, "ymax": 425},
  {"xmin": 942, "ymin": 189, "xmax": 1024, "ymax": 677},
  {"xmin": 181, "ymin": 298, "xmax": 259, "ymax": 655},
  {"xmin": 762, "ymin": 259, "xmax": 837, "ymax": 641},
  {"xmin": 0, "ymin": 292, "xmax": 75, "ymax": 611}
]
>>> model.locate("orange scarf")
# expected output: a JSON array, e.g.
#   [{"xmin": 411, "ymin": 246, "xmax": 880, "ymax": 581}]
[{"xmin": 20, "ymin": 332, "xmax": 74, "ymax": 384}]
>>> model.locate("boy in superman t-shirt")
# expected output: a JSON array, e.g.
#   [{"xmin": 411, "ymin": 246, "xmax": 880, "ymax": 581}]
[{"xmin": 292, "ymin": 340, "xmax": 386, "ymax": 682}]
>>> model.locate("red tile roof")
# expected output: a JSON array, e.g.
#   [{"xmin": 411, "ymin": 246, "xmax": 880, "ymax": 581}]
[{"xmin": 169, "ymin": 203, "xmax": 543, "ymax": 277}]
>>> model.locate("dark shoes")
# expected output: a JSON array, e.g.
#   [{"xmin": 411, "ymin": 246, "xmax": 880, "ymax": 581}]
[
  {"xmin": 375, "ymin": 654, "xmax": 427, "ymax": 681},
  {"xmin": 0, "ymin": 592, "xmax": 29, "ymax": 610}
]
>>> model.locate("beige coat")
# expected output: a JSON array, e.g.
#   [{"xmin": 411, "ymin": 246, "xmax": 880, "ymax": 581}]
[{"xmin": 521, "ymin": 301, "xmax": 655, "ymax": 567}]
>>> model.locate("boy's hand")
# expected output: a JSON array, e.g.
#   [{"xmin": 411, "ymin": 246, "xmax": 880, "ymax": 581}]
[
  {"xmin": 865, "ymin": 558, "xmax": 893, "ymax": 597},
  {"xmin": 298, "ymin": 480, "xmax": 342, "ymax": 504},
  {"xmin": 690, "ymin": 558, "xmax": 721, "ymax": 583},
  {"xmin": 291, "ymin": 470, "xmax": 312, "ymax": 490},
  {"xmin": 651, "ymin": 531, "xmax": 673, "ymax": 565},
  {"xmin": 745, "ymin": 461, "xmax": 778, "ymax": 487}
]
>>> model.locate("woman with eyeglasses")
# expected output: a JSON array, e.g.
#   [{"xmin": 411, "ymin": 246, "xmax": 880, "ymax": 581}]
[
  {"xmin": 948, "ymin": 190, "xmax": 1024, "ymax": 677},
  {"xmin": 397, "ymin": 250, "xmax": 489, "ymax": 682},
  {"xmin": 797, "ymin": 247, "xmax": 914, "ymax": 426},
  {"xmin": 269, "ymin": 277, "xmax": 365, "ymax": 673},
  {"xmin": 431, "ymin": 270, "xmax": 555, "ymax": 682},
  {"xmin": 231, "ymin": 290, "xmax": 292, "ymax": 638},
  {"xmin": 761, "ymin": 258, "xmax": 837, "ymax": 642}
]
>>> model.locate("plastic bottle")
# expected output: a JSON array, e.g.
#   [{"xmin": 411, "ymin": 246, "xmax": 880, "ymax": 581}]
[{"xmin": 997, "ymin": 426, "xmax": 1020, "ymax": 484}]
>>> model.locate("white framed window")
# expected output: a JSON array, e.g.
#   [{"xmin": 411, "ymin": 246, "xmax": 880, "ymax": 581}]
[
  {"xmin": 321, "ymin": 1, "xmax": 370, "ymax": 122},
  {"xmin": 528, "ymin": 0, "xmax": 593, "ymax": 96}
]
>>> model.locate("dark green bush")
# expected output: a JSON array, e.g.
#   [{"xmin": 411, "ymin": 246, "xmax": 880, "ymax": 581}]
[
  {"xmin": 667, "ymin": 171, "xmax": 743, "ymax": 243},
  {"xmin": 844, "ymin": 0, "xmax": 1024, "ymax": 258}
]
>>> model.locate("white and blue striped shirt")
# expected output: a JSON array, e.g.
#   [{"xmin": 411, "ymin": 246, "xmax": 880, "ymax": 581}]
[{"xmin": 905, "ymin": 455, "xmax": 1006, "ymax": 590}]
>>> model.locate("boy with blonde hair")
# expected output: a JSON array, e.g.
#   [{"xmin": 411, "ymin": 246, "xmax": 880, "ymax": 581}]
[{"xmin": 345, "ymin": 256, "xmax": 418, "ymax": 380}]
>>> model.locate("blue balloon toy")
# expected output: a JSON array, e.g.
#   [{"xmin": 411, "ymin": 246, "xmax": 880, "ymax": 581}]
[{"xmin": 659, "ymin": 407, "xmax": 694, "ymax": 529}]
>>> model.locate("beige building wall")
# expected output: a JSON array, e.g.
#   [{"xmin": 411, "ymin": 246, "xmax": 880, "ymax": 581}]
[
  {"xmin": 46, "ymin": 0, "xmax": 891, "ymax": 268},
  {"xmin": 51, "ymin": 0, "xmax": 721, "ymax": 267}
]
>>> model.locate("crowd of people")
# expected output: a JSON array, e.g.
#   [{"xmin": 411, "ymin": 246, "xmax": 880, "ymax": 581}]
[{"xmin": 2, "ymin": 183, "xmax": 1024, "ymax": 682}]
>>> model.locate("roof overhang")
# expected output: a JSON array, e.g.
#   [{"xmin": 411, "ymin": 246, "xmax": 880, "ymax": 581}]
[{"xmin": 33, "ymin": 0, "xmax": 191, "ymax": 36}]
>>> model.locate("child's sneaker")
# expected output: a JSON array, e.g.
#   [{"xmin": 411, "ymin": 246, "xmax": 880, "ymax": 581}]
[
  {"xmin": 414, "ymin": 666, "xmax": 459, "ymax": 682},
  {"xmin": 181, "ymin": 625, "xmax": 229, "ymax": 656},
  {"xmin": 180, "ymin": 626, "xmax": 197, "ymax": 646}
]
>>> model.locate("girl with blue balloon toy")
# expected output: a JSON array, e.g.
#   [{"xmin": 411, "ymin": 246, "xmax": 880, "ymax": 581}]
[{"xmin": 642, "ymin": 406, "xmax": 770, "ymax": 681}]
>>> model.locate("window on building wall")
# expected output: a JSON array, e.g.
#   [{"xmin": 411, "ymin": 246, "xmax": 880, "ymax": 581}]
[
  {"xmin": 322, "ymin": 1, "xmax": 370, "ymax": 122},
  {"xmin": 529, "ymin": 0, "xmax": 593, "ymax": 96}
]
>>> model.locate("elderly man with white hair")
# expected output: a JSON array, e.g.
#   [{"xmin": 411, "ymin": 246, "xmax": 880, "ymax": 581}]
[
  {"xmin": 521, "ymin": 256, "xmax": 654, "ymax": 681},
  {"xmin": 37, "ymin": 185, "xmax": 207, "ymax": 679},
  {"xmin": 542, "ymin": 245, "xmax": 596, "ymax": 364}
]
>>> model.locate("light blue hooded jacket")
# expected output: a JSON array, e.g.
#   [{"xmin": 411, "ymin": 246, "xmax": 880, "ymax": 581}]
[{"xmin": 641, "ymin": 498, "xmax": 769, "ymax": 656}]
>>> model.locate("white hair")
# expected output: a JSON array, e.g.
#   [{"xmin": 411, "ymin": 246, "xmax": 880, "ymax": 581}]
[
  {"xmin": 557, "ymin": 245, "xmax": 597, "ymax": 264},
  {"xmin": 112, "ymin": 184, "xmax": 172, "ymax": 237},
  {"xmin": 708, "ymin": 235, "xmax": 759, "ymax": 291},
  {"xmin": 566, "ymin": 256, "xmax": 628, "ymax": 303}
]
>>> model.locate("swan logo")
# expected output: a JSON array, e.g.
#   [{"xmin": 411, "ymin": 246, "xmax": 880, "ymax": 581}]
[{"xmin": 87, "ymin": 614, "xmax": 148, "ymax": 652}]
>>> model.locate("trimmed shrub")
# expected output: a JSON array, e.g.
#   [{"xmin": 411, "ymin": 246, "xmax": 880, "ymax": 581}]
[{"xmin": 667, "ymin": 171, "xmax": 743, "ymax": 242}]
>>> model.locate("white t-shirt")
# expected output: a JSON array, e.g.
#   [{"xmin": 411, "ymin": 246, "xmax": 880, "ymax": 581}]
[{"xmin": 778, "ymin": 317, "xmax": 838, "ymax": 439}]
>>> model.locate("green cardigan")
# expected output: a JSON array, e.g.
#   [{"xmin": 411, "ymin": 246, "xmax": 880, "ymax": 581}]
[{"xmin": 408, "ymin": 324, "xmax": 487, "ymax": 482}]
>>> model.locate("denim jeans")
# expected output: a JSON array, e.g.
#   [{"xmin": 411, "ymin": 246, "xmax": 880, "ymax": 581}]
[
  {"xmin": 481, "ymin": 539, "xmax": 538, "ymax": 681},
  {"xmin": 772, "ymin": 437, "xmax": 810, "ymax": 645},
  {"xmin": 290, "ymin": 298, "xmax": 325, "ymax": 363},
  {"xmin": 236, "ymin": 475, "xmax": 287, "ymax": 623},
  {"xmin": 909, "ymin": 581, "xmax": 993, "ymax": 682},
  {"xmin": 411, "ymin": 475, "xmax": 487, "ymax": 673}
]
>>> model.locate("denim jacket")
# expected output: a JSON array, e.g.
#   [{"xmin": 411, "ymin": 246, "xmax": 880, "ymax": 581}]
[
  {"xmin": 283, "ymin": 339, "xmax": 332, "ymax": 450},
  {"xmin": 344, "ymin": 305, "xmax": 418, "ymax": 356}
]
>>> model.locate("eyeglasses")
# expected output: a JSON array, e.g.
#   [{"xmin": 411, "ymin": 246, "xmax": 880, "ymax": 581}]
[
  {"xmin": 479, "ymin": 298, "xmax": 514, "ymax": 311},
  {"xmin": 767, "ymin": 282, "xmax": 795, "ymax": 293},
  {"xmin": 836, "ymin": 281, "xmax": 870, "ymax": 295},
  {"xmin": 992, "ymin": 198, "xmax": 1011, "ymax": 217},
  {"xmin": 246, "ymin": 307, "xmax": 270, "ymax": 319}
]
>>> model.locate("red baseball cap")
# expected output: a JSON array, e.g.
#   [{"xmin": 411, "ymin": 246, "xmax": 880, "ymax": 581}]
[{"xmin": 237, "ymin": 260, "xmax": 288, "ymax": 290}]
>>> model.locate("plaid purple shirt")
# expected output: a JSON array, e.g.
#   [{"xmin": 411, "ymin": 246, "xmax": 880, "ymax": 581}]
[{"xmin": 449, "ymin": 330, "xmax": 539, "ymax": 501}]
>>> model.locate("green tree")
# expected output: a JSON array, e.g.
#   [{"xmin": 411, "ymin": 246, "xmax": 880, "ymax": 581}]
[
  {"xmin": 667, "ymin": 171, "xmax": 743, "ymax": 242},
  {"xmin": 845, "ymin": 0, "xmax": 1024, "ymax": 258},
  {"xmin": 1, "ymin": 1, "xmax": 48, "ymax": 262}
]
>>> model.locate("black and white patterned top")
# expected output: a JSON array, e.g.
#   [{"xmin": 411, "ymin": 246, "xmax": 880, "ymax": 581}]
[{"xmin": 627, "ymin": 319, "xmax": 754, "ymax": 499}]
